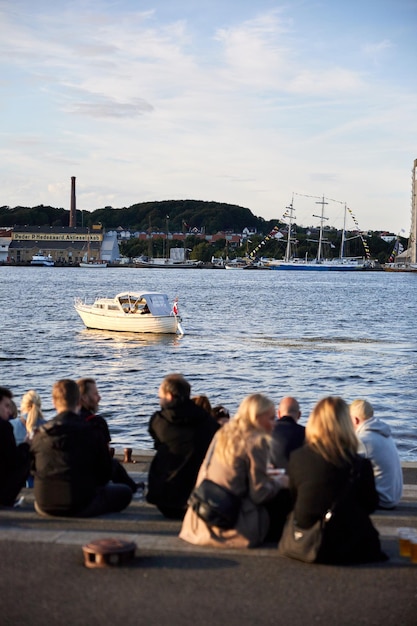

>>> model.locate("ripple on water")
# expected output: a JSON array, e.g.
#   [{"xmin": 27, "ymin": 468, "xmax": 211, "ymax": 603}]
[{"xmin": 1, "ymin": 266, "xmax": 417, "ymax": 459}]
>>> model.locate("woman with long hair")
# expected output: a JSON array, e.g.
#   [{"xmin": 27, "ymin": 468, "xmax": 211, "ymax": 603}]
[
  {"xmin": 10, "ymin": 390, "xmax": 45, "ymax": 444},
  {"xmin": 282, "ymin": 396, "xmax": 387, "ymax": 563},
  {"xmin": 180, "ymin": 393, "xmax": 289, "ymax": 548}
]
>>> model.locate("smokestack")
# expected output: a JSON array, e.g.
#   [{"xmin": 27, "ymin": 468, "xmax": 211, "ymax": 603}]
[{"xmin": 70, "ymin": 176, "xmax": 76, "ymax": 227}]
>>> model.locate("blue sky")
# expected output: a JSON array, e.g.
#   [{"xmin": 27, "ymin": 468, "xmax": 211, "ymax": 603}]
[{"xmin": 1, "ymin": 0, "xmax": 416, "ymax": 232}]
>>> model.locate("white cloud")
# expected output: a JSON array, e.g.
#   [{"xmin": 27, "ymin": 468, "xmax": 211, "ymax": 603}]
[{"xmin": 0, "ymin": 1, "xmax": 416, "ymax": 231}]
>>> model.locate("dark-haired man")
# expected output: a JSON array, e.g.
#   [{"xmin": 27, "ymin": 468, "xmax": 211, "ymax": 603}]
[
  {"xmin": 77, "ymin": 377, "xmax": 140, "ymax": 493},
  {"xmin": 147, "ymin": 373, "xmax": 219, "ymax": 519},
  {"xmin": 31, "ymin": 379, "xmax": 132, "ymax": 517},
  {"xmin": 0, "ymin": 387, "xmax": 30, "ymax": 506}
]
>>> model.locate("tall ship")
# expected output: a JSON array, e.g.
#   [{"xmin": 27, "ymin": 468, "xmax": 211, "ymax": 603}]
[{"xmin": 268, "ymin": 196, "xmax": 368, "ymax": 271}]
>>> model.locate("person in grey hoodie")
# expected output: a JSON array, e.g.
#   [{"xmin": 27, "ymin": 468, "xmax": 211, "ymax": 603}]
[{"xmin": 350, "ymin": 399, "xmax": 403, "ymax": 509}]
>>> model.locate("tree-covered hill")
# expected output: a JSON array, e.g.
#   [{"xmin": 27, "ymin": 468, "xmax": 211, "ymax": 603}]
[
  {"xmin": 0, "ymin": 199, "xmax": 400, "ymax": 262},
  {"xmin": 0, "ymin": 200, "xmax": 273, "ymax": 233}
]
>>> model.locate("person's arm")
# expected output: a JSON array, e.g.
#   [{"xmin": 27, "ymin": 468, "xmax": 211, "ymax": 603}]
[
  {"xmin": 2, "ymin": 421, "xmax": 23, "ymax": 469},
  {"xmin": 148, "ymin": 412, "xmax": 163, "ymax": 449},
  {"xmin": 247, "ymin": 436, "xmax": 287, "ymax": 504},
  {"xmin": 354, "ymin": 456, "xmax": 379, "ymax": 513},
  {"xmin": 91, "ymin": 429, "xmax": 112, "ymax": 485}
]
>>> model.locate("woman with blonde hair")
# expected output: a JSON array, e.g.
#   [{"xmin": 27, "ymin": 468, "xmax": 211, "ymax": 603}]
[
  {"xmin": 281, "ymin": 396, "xmax": 387, "ymax": 563},
  {"xmin": 180, "ymin": 393, "xmax": 289, "ymax": 548},
  {"xmin": 10, "ymin": 390, "xmax": 45, "ymax": 445}
]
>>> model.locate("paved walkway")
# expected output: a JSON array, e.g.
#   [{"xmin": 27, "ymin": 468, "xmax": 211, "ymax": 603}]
[{"xmin": 1, "ymin": 451, "xmax": 417, "ymax": 626}]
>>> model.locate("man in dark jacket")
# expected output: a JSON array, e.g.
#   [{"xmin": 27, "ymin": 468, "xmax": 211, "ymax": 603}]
[
  {"xmin": 31, "ymin": 379, "xmax": 132, "ymax": 517},
  {"xmin": 77, "ymin": 377, "xmax": 139, "ymax": 493},
  {"xmin": 271, "ymin": 396, "xmax": 305, "ymax": 470},
  {"xmin": 0, "ymin": 387, "xmax": 30, "ymax": 506},
  {"xmin": 147, "ymin": 373, "xmax": 219, "ymax": 519}
]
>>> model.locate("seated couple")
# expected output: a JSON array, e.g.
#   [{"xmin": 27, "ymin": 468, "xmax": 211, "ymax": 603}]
[{"xmin": 31, "ymin": 379, "xmax": 132, "ymax": 517}]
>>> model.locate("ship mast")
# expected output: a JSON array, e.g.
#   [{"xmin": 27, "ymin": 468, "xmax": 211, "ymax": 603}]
[
  {"xmin": 313, "ymin": 196, "xmax": 329, "ymax": 262},
  {"xmin": 283, "ymin": 198, "xmax": 296, "ymax": 262}
]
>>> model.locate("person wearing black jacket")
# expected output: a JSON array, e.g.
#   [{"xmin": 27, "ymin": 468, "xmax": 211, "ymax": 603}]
[
  {"xmin": 31, "ymin": 379, "xmax": 132, "ymax": 517},
  {"xmin": 77, "ymin": 378, "xmax": 140, "ymax": 493},
  {"xmin": 0, "ymin": 387, "xmax": 30, "ymax": 506},
  {"xmin": 271, "ymin": 396, "xmax": 305, "ymax": 470},
  {"xmin": 147, "ymin": 373, "xmax": 219, "ymax": 519},
  {"xmin": 284, "ymin": 396, "xmax": 387, "ymax": 564}
]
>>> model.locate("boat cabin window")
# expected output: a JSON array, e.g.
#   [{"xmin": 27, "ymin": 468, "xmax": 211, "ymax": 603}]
[{"xmin": 147, "ymin": 294, "xmax": 171, "ymax": 316}]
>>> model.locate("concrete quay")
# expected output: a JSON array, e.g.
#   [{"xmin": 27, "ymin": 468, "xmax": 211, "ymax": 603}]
[{"xmin": 1, "ymin": 451, "xmax": 417, "ymax": 626}]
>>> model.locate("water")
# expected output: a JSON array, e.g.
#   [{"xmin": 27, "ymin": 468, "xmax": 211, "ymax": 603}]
[{"xmin": 1, "ymin": 266, "xmax": 417, "ymax": 460}]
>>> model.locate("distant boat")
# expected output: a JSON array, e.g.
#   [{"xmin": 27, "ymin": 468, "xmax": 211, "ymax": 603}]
[
  {"xmin": 268, "ymin": 197, "xmax": 366, "ymax": 271},
  {"xmin": 382, "ymin": 235, "xmax": 417, "ymax": 272},
  {"xmin": 133, "ymin": 256, "xmax": 202, "ymax": 269},
  {"xmin": 383, "ymin": 262, "xmax": 417, "ymax": 273},
  {"xmin": 269, "ymin": 257, "xmax": 365, "ymax": 271},
  {"xmin": 74, "ymin": 292, "xmax": 184, "ymax": 334},
  {"xmin": 31, "ymin": 253, "xmax": 54, "ymax": 267},
  {"xmin": 224, "ymin": 263, "xmax": 245, "ymax": 270},
  {"xmin": 79, "ymin": 260, "xmax": 108, "ymax": 268},
  {"xmin": 224, "ymin": 258, "xmax": 248, "ymax": 270}
]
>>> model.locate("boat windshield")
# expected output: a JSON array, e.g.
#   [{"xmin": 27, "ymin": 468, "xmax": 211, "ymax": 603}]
[
  {"xmin": 146, "ymin": 294, "xmax": 171, "ymax": 316},
  {"xmin": 117, "ymin": 293, "xmax": 172, "ymax": 316}
]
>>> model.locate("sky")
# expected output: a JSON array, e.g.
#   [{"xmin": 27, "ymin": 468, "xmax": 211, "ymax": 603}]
[{"xmin": 1, "ymin": 0, "xmax": 416, "ymax": 233}]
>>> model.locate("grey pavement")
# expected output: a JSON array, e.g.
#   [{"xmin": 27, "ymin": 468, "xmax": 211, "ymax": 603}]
[{"xmin": 1, "ymin": 451, "xmax": 417, "ymax": 625}]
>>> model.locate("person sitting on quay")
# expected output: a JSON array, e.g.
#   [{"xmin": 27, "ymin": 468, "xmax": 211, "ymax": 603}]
[
  {"xmin": 0, "ymin": 387, "xmax": 30, "ymax": 507},
  {"xmin": 10, "ymin": 390, "xmax": 46, "ymax": 446},
  {"xmin": 211, "ymin": 405, "xmax": 230, "ymax": 426},
  {"xmin": 193, "ymin": 394, "xmax": 231, "ymax": 427},
  {"xmin": 192, "ymin": 395, "xmax": 212, "ymax": 414},
  {"xmin": 77, "ymin": 377, "xmax": 141, "ymax": 494},
  {"xmin": 180, "ymin": 393, "xmax": 290, "ymax": 548},
  {"xmin": 350, "ymin": 399, "xmax": 403, "ymax": 509},
  {"xmin": 147, "ymin": 373, "xmax": 219, "ymax": 520},
  {"xmin": 31, "ymin": 379, "xmax": 132, "ymax": 517},
  {"xmin": 270, "ymin": 396, "xmax": 305, "ymax": 470},
  {"xmin": 282, "ymin": 396, "xmax": 387, "ymax": 564}
]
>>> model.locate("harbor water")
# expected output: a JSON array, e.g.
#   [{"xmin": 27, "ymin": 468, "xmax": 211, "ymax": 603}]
[{"xmin": 1, "ymin": 266, "xmax": 417, "ymax": 460}]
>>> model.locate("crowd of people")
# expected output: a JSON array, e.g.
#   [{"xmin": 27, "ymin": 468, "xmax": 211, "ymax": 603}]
[{"xmin": 0, "ymin": 373, "xmax": 404, "ymax": 564}]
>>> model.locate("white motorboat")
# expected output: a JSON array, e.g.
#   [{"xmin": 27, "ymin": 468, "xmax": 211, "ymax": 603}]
[
  {"xmin": 74, "ymin": 292, "xmax": 184, "ymax": 334},
  {"xmin": 31, "ymin": 253, "xmax": 54, "ymax": 267},
  {"xmin": 133, "ymin": 256, "xmax": 202, "ymax": 269},
  {"xmin": 224, "ymin": 259, "xmax": 248, "ymax": 270},
  {"xmin": 79, "ymin": 260, "xmax": 108, "ymax": 268}
]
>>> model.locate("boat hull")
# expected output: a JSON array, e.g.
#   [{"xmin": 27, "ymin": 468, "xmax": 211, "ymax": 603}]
[
  {"xmin": 383, "ymin": 264, "xmax": 417, "ymax": 273},
  {"xmin": 269, "ymin": 261, "xmax": 364, "ymax": 271},
  {"xmin": 79, "ymin": 262, "xmax": 108, "ymax": 268},
  {"xmin": 134, "ymin": 261, "xmax": 202, "ymax": 269},
  {"xmin": 75, "ymin": 305, "xmax": 179, "ymax": 333},
  {"xmin": 30, "ymin": 260, "xmax": 54, "ymax": 267}
]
